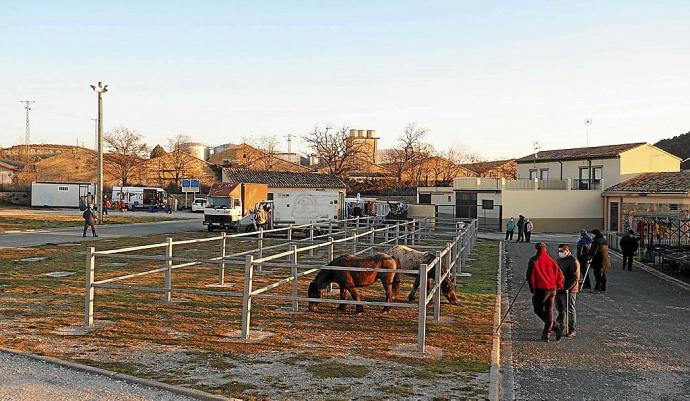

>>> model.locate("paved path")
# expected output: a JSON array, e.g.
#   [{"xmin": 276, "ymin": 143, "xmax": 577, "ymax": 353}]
[
  {"xmin": 0, "ymin": 219, "xmax": 204, "ymax": 248},
  {"xmin": 503, "ymin": 241, "xmax": 690, "ymax": 401},
  {"xmin": 0, "ymin": 351, "xmax": 194, "ymax": 401}
]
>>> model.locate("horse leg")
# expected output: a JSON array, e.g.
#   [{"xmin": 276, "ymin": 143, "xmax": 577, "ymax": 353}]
[
  {"xmin": 337, "ymin": 287, "xmax": 347, "ymax": 312},
  {"xmin": 382, "ymin": 278, "xmax": 393, "ymax": 313},
  {"xmin": 349, "ymin": 288, "xmax": 364, "ymax": 314},
  {"xmin": 408, "ymin": 276, "xmax": 420, "ymax": 303}
]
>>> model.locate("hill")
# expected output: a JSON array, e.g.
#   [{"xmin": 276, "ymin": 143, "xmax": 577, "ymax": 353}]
[{"xmin": 655, "ymin": 131, "xmax": 690, "ymax": 169}]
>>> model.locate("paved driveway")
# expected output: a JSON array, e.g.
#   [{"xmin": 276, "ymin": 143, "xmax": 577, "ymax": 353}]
[{"xmin": 504, "ymin": 241, "xmax": 690, "ymax": 401}]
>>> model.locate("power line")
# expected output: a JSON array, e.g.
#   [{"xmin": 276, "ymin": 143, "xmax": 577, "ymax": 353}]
[{"xmin": 20, "ymin": 100, "xmax": 36, "ymax": 157}]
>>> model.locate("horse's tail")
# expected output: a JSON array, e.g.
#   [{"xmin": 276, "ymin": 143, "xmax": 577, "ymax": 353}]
[{"xmin": 392, "ymin": 272, "xmax": 401, "ymax": 298}]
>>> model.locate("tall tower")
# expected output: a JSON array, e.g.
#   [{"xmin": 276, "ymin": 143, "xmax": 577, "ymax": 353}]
[
  {"xmin": 20, "ymin": 100, "xmax": 35, "ymax": 158},
  {"xmin": 348, "ymin": 129, "xmax": 378, "ymax": 163}
]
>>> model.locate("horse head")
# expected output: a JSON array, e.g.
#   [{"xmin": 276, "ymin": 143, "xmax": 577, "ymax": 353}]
[
  {"xmin": 308, "ymin": 280, "xmax": 323, "ymax": 311},
  {"xmin": 424, "ymin": 252, "xmax": 459, "ymax": 305}
]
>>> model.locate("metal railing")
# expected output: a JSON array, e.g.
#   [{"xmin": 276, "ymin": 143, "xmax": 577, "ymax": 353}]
[{"xmin": 83, "ymin": 216, "xmax": 478, "ymax": 353}]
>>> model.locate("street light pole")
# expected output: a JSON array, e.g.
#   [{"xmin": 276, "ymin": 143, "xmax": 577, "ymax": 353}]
[
  {"xmin": 91, "ymin": 118, "xmax": 98, "ymax": 151},
  {"xmin": 90, "ymin": 82, "xmax": 108, "ymax": 224}
]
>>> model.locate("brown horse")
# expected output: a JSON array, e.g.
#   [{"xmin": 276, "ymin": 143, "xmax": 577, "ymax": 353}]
[
  {"xmin": 389, "ymin": 245, "xmax": 459, "ymax": 304},
  {"xmin": 308, "ymin": 253, "xmax": 399, "ymax": 313}
]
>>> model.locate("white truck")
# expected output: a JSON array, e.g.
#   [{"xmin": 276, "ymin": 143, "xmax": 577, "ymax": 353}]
[
  {"xmin": 112, "ymin": 186, "xmax": 168, "ymax": 210},
  {"xmin": 204, "ymin": 182, "xmax": 268, "ymax": 232},
  {"xmin": 238, "ymin": 190, "xmax": 343, "ymax": 232},
  {"xmin": 31, "ymin": 181, "xmax": 95, "ymax": 208}
]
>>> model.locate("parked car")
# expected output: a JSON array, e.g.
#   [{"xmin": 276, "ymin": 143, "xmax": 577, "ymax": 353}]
[{"xmin": 191, "ymin": 197, "xmax": 207, "ymax": 213}]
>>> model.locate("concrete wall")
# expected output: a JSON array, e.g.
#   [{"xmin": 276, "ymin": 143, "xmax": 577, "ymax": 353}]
[
  {"xmin": 500, "ymin": 189, "xmax": 603, "ymax": 232},
  {"xmin": 619, "ymin": 144, "xmax": 681, "ymax": 175}
]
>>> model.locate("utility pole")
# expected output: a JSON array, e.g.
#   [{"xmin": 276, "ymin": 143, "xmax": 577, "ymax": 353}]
[
  {"xmin": 287, "ymin": 133, "xmax": 292, "ymax": 154},
  {"xmin": 20, "ymin": 100, "xmax": 35, "ymax": 159},
  {"xmin": 91, "ymin": 118, "xmax": 98, "ymax": 151},
  {"xmin": 585, "ymin": 118, "xmax": 592, "ymax": 147},
  {"xmin": 90, "ymin": 82, "xmax": 108, "ymax": 224}
]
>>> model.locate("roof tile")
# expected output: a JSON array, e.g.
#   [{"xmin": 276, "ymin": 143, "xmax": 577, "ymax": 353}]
[
  {"xmin": 223, "ymin": 168, "xmax": 346, "ymax": 189},
  {"xmin": 516, "ymin": 143, "xmax": 645, "ymax": 163}
]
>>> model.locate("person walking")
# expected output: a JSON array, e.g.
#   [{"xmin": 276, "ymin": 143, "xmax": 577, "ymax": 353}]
[
  {"xmin": 102, "ymin": 195, "xmax": 109, "ymax": 216},
  {"xmin": 525, "ymin": 219, "xmax": 534, "ymax": 243},
  {"xmin": 556, "ymin": 244, "xmax": 580, "ymax": 337},
  {"xmin": 82, "ymin": 206, "xmax": 98, "ymax": 238},
  {"xmin": 505, "ymin": 217, "xmax": 516, "ymax": 241},
  {"xmin": 517, "ymin": 215, "xmax": 526, "ymax": 242},
  {"xmin": 255, "ymin": 205, "xmax": 268, "ymax": 230},
  {"xmin": 576, "ymin": 229, "xmax": 593, "ymax": 289},
  {"xmin": 86, "ymin": 192, "xmax": 95, "ymax": 209},
  {"xmin": 588, "ymin": 229, "xmax": 612, "ymax": 292},
  {"xmin": 526, "ymin": 242, "xmax": 565, "ymax": 342},
  {"xmin": 619, "ymin": 230, "xmax": 639, "ymax": 271}
]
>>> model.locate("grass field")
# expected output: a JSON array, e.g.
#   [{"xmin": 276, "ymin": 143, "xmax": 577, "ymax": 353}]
[
  {"xmin": 0, "ymin": 232, "xmax": 498, "ymax": 400},
  {"xmin": 0, "ymin": 214, "xmax": 186, "ymax": 232}
]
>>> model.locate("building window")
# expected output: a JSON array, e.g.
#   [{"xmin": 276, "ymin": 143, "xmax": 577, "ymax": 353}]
[
  {"xmin": 539, "ymin": 169, "xmax": 549, "ymax": 180},
  {"xmin": 447, "ymin": 195, "xmax": 452, "ymax": 202},
  {"xmin": 482, "ymin": 199, "xmax": 494, "ymax": 210},
  {"xmin": 670, "ymin": 204, "xmax": 679, "ymax": 211},
  {"xmin": 419, "ymin": 194, "xmax": 431, "ymax": 204},
  {"xmin": 58, "ymin": 186, "xmax": 68, "ymax": 191},
  {"xmin": 529, "ymin": 169, "xmax": 538, "ymax": 179}
]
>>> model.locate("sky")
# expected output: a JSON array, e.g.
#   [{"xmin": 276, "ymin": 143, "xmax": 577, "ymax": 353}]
[{"xmin": 1, "ymin": 1, "xmax": 689, "ymax": 160}]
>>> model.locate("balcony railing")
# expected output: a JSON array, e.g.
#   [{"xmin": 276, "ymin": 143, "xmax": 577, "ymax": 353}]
[
  {"xmin": 571, "ymin": 179, "xmax": 602, "ymax": 190},
  {"xmin": 537, "ymin": 179, "xmax": 568, "ymax": 190}
]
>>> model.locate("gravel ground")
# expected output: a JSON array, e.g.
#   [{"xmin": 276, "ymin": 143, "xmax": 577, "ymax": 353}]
[
  {"xmin": 504, "ymin": 241, "xmax": 690, "ymax": 401},
  {"xmin": 0, "ymin": 351, "xmax": 195, "ymax": 401}
]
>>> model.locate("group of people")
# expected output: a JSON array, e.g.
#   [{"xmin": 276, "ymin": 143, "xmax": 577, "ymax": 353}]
[
  {"xmin": 505, "ymin": 215, "xmax": 534, "ymax": 242},
  {"xmin": 526, "ymin": 228, "xmax": 617, "ymax": 341}
]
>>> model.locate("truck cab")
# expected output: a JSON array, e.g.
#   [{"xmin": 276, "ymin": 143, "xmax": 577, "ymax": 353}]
[{"xmin": 203, "ymin": 182, "xmax": 268, "ymax": 232}]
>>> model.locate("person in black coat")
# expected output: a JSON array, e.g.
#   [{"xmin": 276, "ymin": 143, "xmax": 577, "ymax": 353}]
[
  {"xmin": 619, "ymin": 230, "xmax": 639, "ymax": 271},
  {"xmin": 82, "ymin": 207, "xmax": 98, "ymax": 238},
  {"xmin": 516, "ymin": 215, "xmax": 526, "ymax": 242},
  {"xmin": 588, "ymin": 229, "xmax": 611, "ymax": 291}
]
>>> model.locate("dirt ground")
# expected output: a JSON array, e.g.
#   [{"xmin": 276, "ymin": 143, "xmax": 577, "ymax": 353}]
[
  {"xmin": 0, "ymin": 231, "xmax": 498, "ymax": 400},
  {"xmin": 0, "ymin": 209, "xmax": 186, "ymax": 232}
]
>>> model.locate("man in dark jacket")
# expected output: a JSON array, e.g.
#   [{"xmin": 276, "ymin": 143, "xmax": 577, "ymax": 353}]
[
  {"xmin": 83, "ymin": 206, "xmax": 98, "ymax": 238},
  {"xmin": 526, "ymin": 242, "xmax": 565, "ymax": 341},
  {"xmin": 516, "ymin": 215, "xmax": 526, "ymax": 242},
  {"xmin": 576, "ymin": 229, "xmax": 593, "ymax": 289},
  {"xmin": 556, "ymin": 244, "xmax": 580, "ymax": 337},
  {"xmin": 619, "ymin": 230, "xmax": 639, "ymax": 271},
  {"xmin": 588, "ymin": 229, "xmax": 611, "ymax": 291}
]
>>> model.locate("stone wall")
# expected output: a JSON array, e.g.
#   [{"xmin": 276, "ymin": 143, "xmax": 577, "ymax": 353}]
[{"xmin": 0, "ymin": 191, "xmax": 30, "ymax": 206}]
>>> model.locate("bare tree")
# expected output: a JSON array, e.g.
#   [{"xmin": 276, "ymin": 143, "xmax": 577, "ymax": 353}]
[
  {"xmin": 150, "ymin": 144, "xmax": 167, "ymax": 159},
  {"xmin": 240, "ymin": 135, "xmax": 280, "ymax": 170},
  {"xmin": 165, "ymin": 134, "xmax": 192, "ymax": 189},
  {"xmin": 303, "ymin": 125, "xmax": 368, "ymax": 181},
  {"xmin": 105, "ymin": 127, "xmax": 148, "ymax": 186},
  {"xmin": 384, "ymin": 123, "xmax": 431, "ymax": 187}
]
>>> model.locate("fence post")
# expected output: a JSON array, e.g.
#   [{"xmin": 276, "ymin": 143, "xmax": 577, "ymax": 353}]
[
  {"xmin": 84, "ymin": 246, "xmax": 95, "ymax": 326},
  {"xmin": 417, "ymin": 264, "xmax": 428, "ymax": 353},
  {"xmin": 257, "ymin": 228, "xmax": 264, "ymax": 272},
  {"xmin": 219, "ymin": 232, "xmax": 227, "ymax": 284},
  {"xmin": 328, "ymin": 219, "xmax": 333, "ymax": 236},
  {"xmin": 395, "ymin": 223, "xmax": 400, "ymax": 245},
  {"xmin": 352, "ymin": 230, "xmax": 358, "ymax": 255},
  {"xmin": 369, "ymin": 228, "xmax": 375, "ymax": 255},
  {"xmin": 433, "ymin": 250, "xmax": 442, "ymax": 321},
  {"xmin": 356, "ymin": 216, "xmax": 360, "ymax": 232},
  {"xmin": 404, "ymin": 222, "xmax": 409, "ymax": 245},
  {"xmin": 241, "ymin": 255, "xmax": 254, "ymax": 339},
  {"xmin": 291, "ymin": 245, "xmax": 299, "ymax": 311},
  {"xmin": 327, "ymin": 237, "xmax": 334, "ymax": 293},
  {"xmin": 384, "ymin": 224, "xmax": 390, "ymax": 245},
  {"xmin": 411, "ymin": 219, "xmax": 417, "ymax": 245},
  {"xmin": 164, "ymin": 237, "xmax": 173, "ymax": 303},
  {"xmin": 286, "ymin": 227, "xmax": 293, "ymax": 262},
  {"xmin": 456, "ymin": 235, "xmax": 463, "ymax": 281},
  {"xmin": 309, "ymin": 221, "xmax": 315, "ymax": 257}
]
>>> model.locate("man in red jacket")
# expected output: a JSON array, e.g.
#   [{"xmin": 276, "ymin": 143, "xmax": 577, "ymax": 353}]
[{"xmin": 526, "ymin": 242, "xmax": 565, "ymax": 341}]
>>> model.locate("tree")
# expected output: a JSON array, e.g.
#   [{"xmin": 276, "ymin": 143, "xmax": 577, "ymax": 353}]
[
  {"xmin": 165, "ymin": 134, "xmax": 192, "ymax": 189},
  {"xmin": 150, "ymin": 144, "xmax": 167, "ymax": 159},
  {"xmin": 240, "ymin": 135, "xmax": 280, "ymax": 170},
  {"xmin": 303, "ymin": 125, "xmax": 368, "ymax": 181},
  {"xmin": 104, "ymin": 127, "xmax": 148, "ymax": 186},
  {"xmin": 384, "ymin": 123, "xmax": 432, "ymax": 187}
]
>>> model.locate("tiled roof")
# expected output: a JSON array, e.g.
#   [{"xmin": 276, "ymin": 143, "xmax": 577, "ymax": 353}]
[
  {"xmin": 461, "ymin": 159, "xmax": 514, "ymax": 174},
  {"xmin": 516, "ymin": 143, "xmax": 645, "ymax": 163},
  {"xmin": 604, "ymin": 171, "xmax": 690, "ymax": 194},
  {"xmin": 223, "ymin": 168, "xmax": 346, "ymax": 189}
]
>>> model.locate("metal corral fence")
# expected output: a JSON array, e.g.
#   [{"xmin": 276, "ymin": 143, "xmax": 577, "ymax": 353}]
[{"xmin": 83, "ymin": 216, "xmax": 478, "ymax": 353}]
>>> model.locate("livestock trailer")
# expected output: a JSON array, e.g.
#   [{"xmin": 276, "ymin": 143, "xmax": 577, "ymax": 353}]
[{"xmin": 31, "ymin": 181, "xmax": 95, "ymax": 208}]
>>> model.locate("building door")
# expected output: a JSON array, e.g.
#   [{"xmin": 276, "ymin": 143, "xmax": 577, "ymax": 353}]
[
  {"xmin": 455, "ymin": 192, "xmax": 477, "ymax": 219},
  {"xmin": 609, "ymin": 201, "xmax": 619, "ymax": 232}
]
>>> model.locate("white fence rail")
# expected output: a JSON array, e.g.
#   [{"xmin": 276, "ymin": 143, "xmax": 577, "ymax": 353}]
[{"xmin": 84, "ymin": 216, "xmax": 478, "ymax": 353}]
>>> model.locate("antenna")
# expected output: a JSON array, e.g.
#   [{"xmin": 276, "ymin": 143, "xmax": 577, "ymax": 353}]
[
  {"xmin": 585, "ymin": 118, "xmax": 592, "ymax": 147},
  {"xmin": 286, "ymin": 133, "xmax": 293, "ymax": 155},
  {"xmin": 532, "ymin": 141, "xmax": 541, "ymax": 167},
  {"xmin": 20, "ymin": 100, "xmax": 35, "ymax": 158}
]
